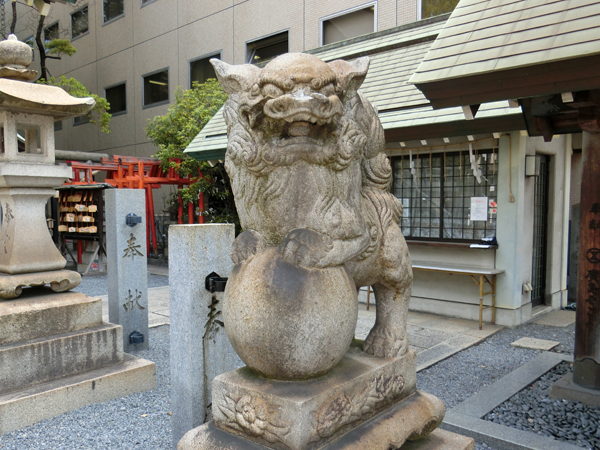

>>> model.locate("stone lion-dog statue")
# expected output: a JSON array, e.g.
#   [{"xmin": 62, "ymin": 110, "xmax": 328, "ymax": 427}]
[{"xmin": 212, "ymin": 52, "xmax": 412, "ymax": 362}]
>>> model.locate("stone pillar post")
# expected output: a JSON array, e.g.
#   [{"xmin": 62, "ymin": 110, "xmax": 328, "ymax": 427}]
[
  {"xmin": 169, "ymin": 224, "xmax": 241, "ymax": 449},
  {"xmin": 106, "ymin": 189, "xmax": 149, "ymax": 352},
  {"xmin": 574, "ymin": 129, "xmax": 600, "ymax": 389}
]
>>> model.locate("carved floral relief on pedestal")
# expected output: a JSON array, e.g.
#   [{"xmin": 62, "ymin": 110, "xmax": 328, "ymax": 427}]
[
  {"xmin": 311, "ymin": 374, "xmax": 406, "ymax": 442},
  {"xmin": 215, "ymin": 392, "xmax": 292, "ymax": 449}
]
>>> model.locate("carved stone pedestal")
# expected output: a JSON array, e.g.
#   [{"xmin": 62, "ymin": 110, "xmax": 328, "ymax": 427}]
[
  {"xmin": 0, "ymin": 269, "xmax": 81, "ymax": 299},
  {"xmin": 179, "ymin": 418, "xmax": 474, "ymax": 450},
  {"xmin": 179, "ymin": 343, "xmax": 455, "ymax": 450},
  {"xmin": 0, "ymin": 289, "xmax": 156, "ymax": 434}
]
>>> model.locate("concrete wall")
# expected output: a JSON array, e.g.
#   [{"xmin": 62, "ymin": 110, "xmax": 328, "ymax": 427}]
[{"xmin": 13, "ymin": 0, "xmax": 419, "ymax": 210}]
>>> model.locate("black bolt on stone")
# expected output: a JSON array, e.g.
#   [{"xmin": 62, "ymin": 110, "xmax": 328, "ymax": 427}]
[
  {"xmin": 205, "ymin": 272, "xmax": 228, "ymax": 293},
  {"xmin": 129, "ymin": 331, "xmax": 144, "ymax": 345},
  {"xmin": 126, "ymin": 213, "xmax": 142, "ymax": 227}
]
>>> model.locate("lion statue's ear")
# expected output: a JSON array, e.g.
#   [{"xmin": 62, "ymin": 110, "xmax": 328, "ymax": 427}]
[
  {"xmin": 210, "ymin": 59, "xmax": 261, "ymax": 94},
  {"xmin": 328, "ymin": 57, "xmax": 370, "ymax": 92}
]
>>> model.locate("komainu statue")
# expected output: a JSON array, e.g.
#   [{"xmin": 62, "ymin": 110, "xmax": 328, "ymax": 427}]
[{"xmin": 212, "ymin": 53, "xmax": 412, "ymax": 379}]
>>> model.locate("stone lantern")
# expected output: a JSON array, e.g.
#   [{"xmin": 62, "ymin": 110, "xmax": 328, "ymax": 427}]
[
  {"xmin": 0, "ymin": 34, "xmax": 93, "ymax": 298},
  {"xmin": 0, "ymin": 35, "xmax": 155, "ymax": 435}
]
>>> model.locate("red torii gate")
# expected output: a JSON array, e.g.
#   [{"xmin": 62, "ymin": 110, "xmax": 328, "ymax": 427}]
[{"xmin": 63, "ymin": 155, "xmax": 204, "ymax": 257}]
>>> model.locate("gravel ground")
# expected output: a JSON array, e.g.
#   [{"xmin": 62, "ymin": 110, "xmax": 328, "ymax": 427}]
[
  {"xmin": 485, "ymin": 361, "xmax": 600, "ymax": 449},
  {"xmin": 417, "ymin": 322, "xmax": 576, "ymax": 450},
  {"xmin": 417, "ymin": 322, "xmax": 575, "ymax": 410},
  {"xmin": 0, "ymin": 273, "xmax": 581, "ymax": 449}
]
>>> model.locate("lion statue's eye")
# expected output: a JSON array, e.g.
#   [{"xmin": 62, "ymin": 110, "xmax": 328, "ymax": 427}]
[
  {"xmin": 262, "ymin": 84, "xmax": 284, "ymax": 98},
  {"xmin": 319, "ymin": 83, "xmax": 335, "ymax": 97}
]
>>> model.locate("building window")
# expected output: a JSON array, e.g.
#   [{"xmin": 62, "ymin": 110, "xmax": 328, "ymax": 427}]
[
  {"xmin": 105, "ymin": 83, "xmax": 127, "ymax": 115},
  {"xmin": 392, "ymin": 150, "xmax": 498, "ymax": 241},
  {"xmin": 321, "ymin": 5, "xmax": 375, "ymax": 46},
  {"xmin": 421, "ymin": 0, "xmax": 460, "ymax": 19},
  {"xmin": 247, "ymin": 31, "xmax": 288, "ymax": 64},
  {"xmin": 54, "ymin": 120, "xmax": 62, "ymax": 132},
  {"xmin": 189, "ymin": 54, "xmax": 219, "ymax": 88},
  {"xmin": 44, "ymin": 22, "xmax": 59, "ymax": 45},
  {"xmin": 73, "ymin": 115, "xmax": 90, "ymax": 126},
  {"xmin": 103, "ymin": 0, "xmax": 124, "ymax": 23},
  {"xmin": 143, "ymin": 69, "xmax": 169, "ymax": 107},
  {"xmin": 71, "ymin": 6, "xmax": 89, "ymax": 38}
]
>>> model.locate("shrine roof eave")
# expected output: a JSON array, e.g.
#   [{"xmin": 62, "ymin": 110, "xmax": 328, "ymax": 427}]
[
  {"xmin": 383, "ymin": 110, "xmax": 525, "ymax": 142},
  {"xmin": 412, "ymin": 53, "xmax": 600, "ymax": 110}
]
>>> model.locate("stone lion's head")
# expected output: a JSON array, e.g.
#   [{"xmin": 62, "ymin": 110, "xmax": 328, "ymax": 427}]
[{"xmin": 211, "ymin": 53, "xmax": 384, "ymax": 175}]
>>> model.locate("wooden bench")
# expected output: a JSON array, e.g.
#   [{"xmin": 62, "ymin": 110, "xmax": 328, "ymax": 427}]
[{"xmin": 411, "ymin": 263, "xmax": 504, "ymax": 330}]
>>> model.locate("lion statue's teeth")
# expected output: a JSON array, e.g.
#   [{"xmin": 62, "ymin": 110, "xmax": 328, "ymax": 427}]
[{"xmin": 289, "ymin": 122, "xmax": 311, "ymax": 137}]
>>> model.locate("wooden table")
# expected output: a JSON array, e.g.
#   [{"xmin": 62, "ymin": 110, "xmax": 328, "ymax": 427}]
[{"xmin": 412, "ymin": 263, "xmax": 505, "ymax": 330}]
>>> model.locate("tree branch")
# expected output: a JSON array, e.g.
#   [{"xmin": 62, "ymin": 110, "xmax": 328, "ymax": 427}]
[
  {"xmin": 11, "ymin": 1, "xmax": 17, "ymax": 35},
  {"xmin": 34, "ymin": 14, "xmax": 47, "ymax": 81}
]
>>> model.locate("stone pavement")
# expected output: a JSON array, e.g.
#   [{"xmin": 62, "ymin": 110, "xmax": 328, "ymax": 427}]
[{"xmin": 100, "ymin": 270, "xmax": 502, "ymax": 372}]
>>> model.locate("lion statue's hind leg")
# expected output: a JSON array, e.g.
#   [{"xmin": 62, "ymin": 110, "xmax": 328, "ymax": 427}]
[{"xmin": 363, "ymin": 223, "xmax": 412, "ymax": 358}]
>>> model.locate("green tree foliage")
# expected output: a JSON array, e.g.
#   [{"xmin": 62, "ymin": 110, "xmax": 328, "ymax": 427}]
[
  {"xmin": 38, "ymin": 76, "xmax": 112, "ymax": 133},
  {"xmin": 146, "ymin": 80, "xmax": 237, "ymax": 228},
  {"xmin": 45, "ymin": 39, "xmax": 77, "ymax": 57}
]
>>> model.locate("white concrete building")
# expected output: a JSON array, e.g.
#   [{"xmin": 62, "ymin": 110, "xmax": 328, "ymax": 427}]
[{"xmin": 13, "ymin": 0, "xmax": 446, "ymax": 160}]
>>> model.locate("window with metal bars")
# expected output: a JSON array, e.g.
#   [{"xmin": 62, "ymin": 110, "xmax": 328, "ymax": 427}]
[{"xmin": 392, "ymin": 149, "xmax": 498, "ymax": 241}]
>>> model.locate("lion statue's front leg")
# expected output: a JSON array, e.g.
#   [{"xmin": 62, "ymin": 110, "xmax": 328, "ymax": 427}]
[
  {"xmin": 279, "ymin": 228, "xmax": 333, "ymax": 268},
  {"xmin": 231, "ymin": 229, "xmax": 267, "ymax": 264}
]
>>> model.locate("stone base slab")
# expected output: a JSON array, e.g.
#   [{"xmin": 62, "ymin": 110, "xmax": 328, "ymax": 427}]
[
  {"xmin": 402, "ymin": 429, "xmax": 474, "ymax": 450},
  {"xmin": 212, "ymin": 345, "xmax": 422, "ymax": 449},
  {"xmin": 0, "ymin": 323, "xmax": 123, "ymax": 394},
  {"xmin": 549, "ymin": 372, "xmax": 600, "ymax": 407},
  {"xmin": 0, "ymin": 269, "xmax": 81, "ymax": 299},
  {"xmin": 0, "ymin": 291, "xmax": 101, "ymax": 345},
  {"xmin": 179, "ymin": 391, "xmax": 447, "ymax": 450},
  {"xmin": 0, "ymin": 353, "xmax": 156, "ymax": 435}
]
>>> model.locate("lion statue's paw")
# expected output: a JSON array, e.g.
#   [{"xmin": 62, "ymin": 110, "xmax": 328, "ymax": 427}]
[
  {"xmin": 280, "ymin": 228, "xmax": 334, "ymax": 269},
  {"xmin": 363, "ymin": 325, "xmax": 408, "ymax": 358},
  {"xmin": 231, "ymin": 229, "xmax": 267, "ymax": 264}
]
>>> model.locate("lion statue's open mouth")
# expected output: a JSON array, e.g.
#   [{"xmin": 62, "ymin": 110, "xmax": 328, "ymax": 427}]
[{"xmin": 239, "ymin": 63, "xmax": 344, "ymax": 157}]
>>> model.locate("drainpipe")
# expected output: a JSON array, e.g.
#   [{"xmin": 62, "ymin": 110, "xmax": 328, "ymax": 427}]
[{"xmin": 560, "ymin": 135, "xmax": 572, "ymax": 307}]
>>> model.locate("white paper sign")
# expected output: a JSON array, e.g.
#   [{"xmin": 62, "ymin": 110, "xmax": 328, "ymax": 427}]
[{"xmin": 471, "ymin": 197, "xmax": 488, "ymax": 221}]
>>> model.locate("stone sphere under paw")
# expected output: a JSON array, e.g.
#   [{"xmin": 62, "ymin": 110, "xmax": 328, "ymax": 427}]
[{"xmin": 224, "ymin": 246, "xmax": 358, "ymax": 380}]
